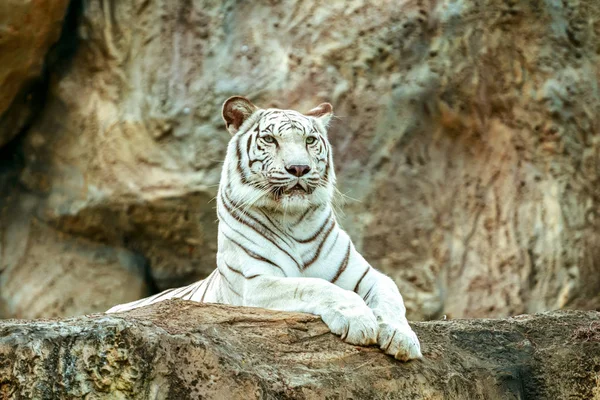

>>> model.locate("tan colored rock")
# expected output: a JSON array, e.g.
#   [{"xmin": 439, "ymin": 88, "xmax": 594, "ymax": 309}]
[
  {"xmin": 0, "ymin": 0, "xmax": 69, "ymax": 147},
  {"xmin": 0, "ymin": 171, "xmax": 150, "ymax": 318},
  {"xmin": 344, "ymin": 2, "xmax": 600, "ymax": 319},
  {"xmin": 7, "ymin": 1, "xmax": 600, "ymax": 318},
  {"xmin": 0, "ymin": 302, "xmax": 598, "ymax": 399}
]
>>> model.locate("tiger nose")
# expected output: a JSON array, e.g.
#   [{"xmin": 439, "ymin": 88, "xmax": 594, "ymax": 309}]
[{"xmin": 286, "ymin": 164, "xmax": 311, "ymax": 177}]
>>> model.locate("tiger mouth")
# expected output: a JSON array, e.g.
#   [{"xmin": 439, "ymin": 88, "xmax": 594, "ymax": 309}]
[
  {"xmin": 272, "ymin": 184, "xmax": 311, "ymax": 199},
  {"xmin": 286, "ymin": 184, "xmax": 308, "ymax": 194}
]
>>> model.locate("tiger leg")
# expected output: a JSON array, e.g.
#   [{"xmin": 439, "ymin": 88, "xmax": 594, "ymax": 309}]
[
  {"xmin": 241, "ymin": 275, "xmax": 378, "ymax": 346},
  {"xmin": 352, "ymin": 266, "xmax": 422, "ymax": 361}
]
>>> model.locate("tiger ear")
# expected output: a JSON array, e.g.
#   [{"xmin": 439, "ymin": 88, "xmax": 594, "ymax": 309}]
[
  {"xmin": 305, "ymin": 102, "xmax": 333, "ymax": 127},
  {"xmin": 222, "ymin": 96, "xmax": 259, "ymax": 135}
]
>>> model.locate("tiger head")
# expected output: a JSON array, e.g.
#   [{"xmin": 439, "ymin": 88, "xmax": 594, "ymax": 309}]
[{"xmin": 220, "ymin": 96, "xmax": 336, "ymax": 213}]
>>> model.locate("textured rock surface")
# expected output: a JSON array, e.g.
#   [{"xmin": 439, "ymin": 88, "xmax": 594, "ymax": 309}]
[
  {"xmin": 1, "ymin": 0, "xmax": 600, "ymax": 318},
  {"xmin": 0, "ymin": 0, "xmax": 69, "ymax": 147},
  {"xmin": 0, "ymin": 144, "xmax": 150, "ymax": 319},
  {"xmin": 0, "ymin": 302, "xmax": 598, "ymax": 399}
]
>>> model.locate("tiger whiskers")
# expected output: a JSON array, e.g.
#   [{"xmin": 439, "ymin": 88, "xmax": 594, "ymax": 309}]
[
  {"xmin": 313, "ymin": 180, "xmax": 346, "ymax": 220},
  {"xmin": 242, "ymin": 180, "xmax": 275, "ymax": 210},
  {"xmin": 238, "ymin": 186, "xmax": 271, "ymax": 218},
  {"xmin": 223, "ymin": 180, "xmax": 271, "ymax": 221}
]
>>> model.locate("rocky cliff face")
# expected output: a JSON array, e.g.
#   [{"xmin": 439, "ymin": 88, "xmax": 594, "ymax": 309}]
[
  {"xmin": 0, "ymin": 302, "xmax": 598, "ymax": 399},
  {"xmin": 1, "ymin": 0, "xmax": 599, "ymax": 319},
  {"xmin": 0, "ymin": 0, "xmax": 70, "ymax": 149}
]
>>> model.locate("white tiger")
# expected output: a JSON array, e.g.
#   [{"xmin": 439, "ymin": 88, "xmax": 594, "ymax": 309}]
[{"xmin": 107, "ymin": 96, "xmax": 422, "ymax": 361}]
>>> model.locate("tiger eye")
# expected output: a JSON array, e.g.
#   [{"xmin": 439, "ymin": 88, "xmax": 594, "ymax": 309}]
[
  {"xmin": 263, "ymin": 135, "xmax": 275, "ymax": 144},
  {"xmin": 306, "ymin": 136, "xmax": 317, "ymax": 144}
]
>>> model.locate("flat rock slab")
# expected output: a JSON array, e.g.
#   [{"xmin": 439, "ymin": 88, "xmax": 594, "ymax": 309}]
[{"xmin": 0, "ymin": 301, "xmax": 598, "ymax": 399}]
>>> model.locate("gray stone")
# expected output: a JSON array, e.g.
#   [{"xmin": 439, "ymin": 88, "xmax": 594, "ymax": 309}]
[{"xmin": 0, "ymin": 302, "xmax": 598, "ymax": 399}]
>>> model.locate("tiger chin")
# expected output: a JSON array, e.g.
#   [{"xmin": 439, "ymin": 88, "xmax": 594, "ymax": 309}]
[{"xmin": 107, "ymin": 96, "xmax": 422, "ymax": 362}]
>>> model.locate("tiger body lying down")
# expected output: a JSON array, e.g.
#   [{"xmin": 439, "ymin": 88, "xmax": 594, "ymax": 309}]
[{"xmin": 107, "ymin": 97, "xmax": 422, "ymax": 361}]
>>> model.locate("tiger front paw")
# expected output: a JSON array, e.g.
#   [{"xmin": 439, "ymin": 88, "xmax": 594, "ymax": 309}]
[
  {"xmin": 321, "ymin": 296, "xmax": 378, "ymax": 346},
  {"xmin": 378, "ymin": 322, "xmax": 422, "ymax": 361}
]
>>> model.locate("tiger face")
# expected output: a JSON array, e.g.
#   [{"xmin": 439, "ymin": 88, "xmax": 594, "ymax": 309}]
[{"xmin": 221, "ymin": 96, "xmax": 335, "ymax": 213}]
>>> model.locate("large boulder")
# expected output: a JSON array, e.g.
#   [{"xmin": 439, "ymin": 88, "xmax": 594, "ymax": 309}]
[
  {"xmin": 0, "ymin": 0, "xmax": 70, "ymax": 147},
  {"xmin": 2, "ymin": 0, "xmax": 599, "ymax": 318},
  {"xmin": 0, "ymin": 301, "xmax": 598, "ymax": 399}
]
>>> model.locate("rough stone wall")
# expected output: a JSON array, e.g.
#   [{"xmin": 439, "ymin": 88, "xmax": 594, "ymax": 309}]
[
  {"xmin": 1, "ymin": 0, "xmax": 599, "ymax": 319},
  {"xmin": 0, "ymin": 0, "xmax": 70, "ymax": 147},
  {"xmin": 0, "ymin": 302, "xmax": 599, "ymax": 399}
]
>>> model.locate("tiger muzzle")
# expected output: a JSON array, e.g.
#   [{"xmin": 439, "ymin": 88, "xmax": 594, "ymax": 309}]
[{"xmin": 271, "ymin": 179, "xmax": 313, "ymax": 199}]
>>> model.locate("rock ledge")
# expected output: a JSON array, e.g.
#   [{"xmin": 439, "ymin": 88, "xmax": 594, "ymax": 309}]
[{"xmin": 0, "ymin": 301, "xmax": 598, "ymax": 399}]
